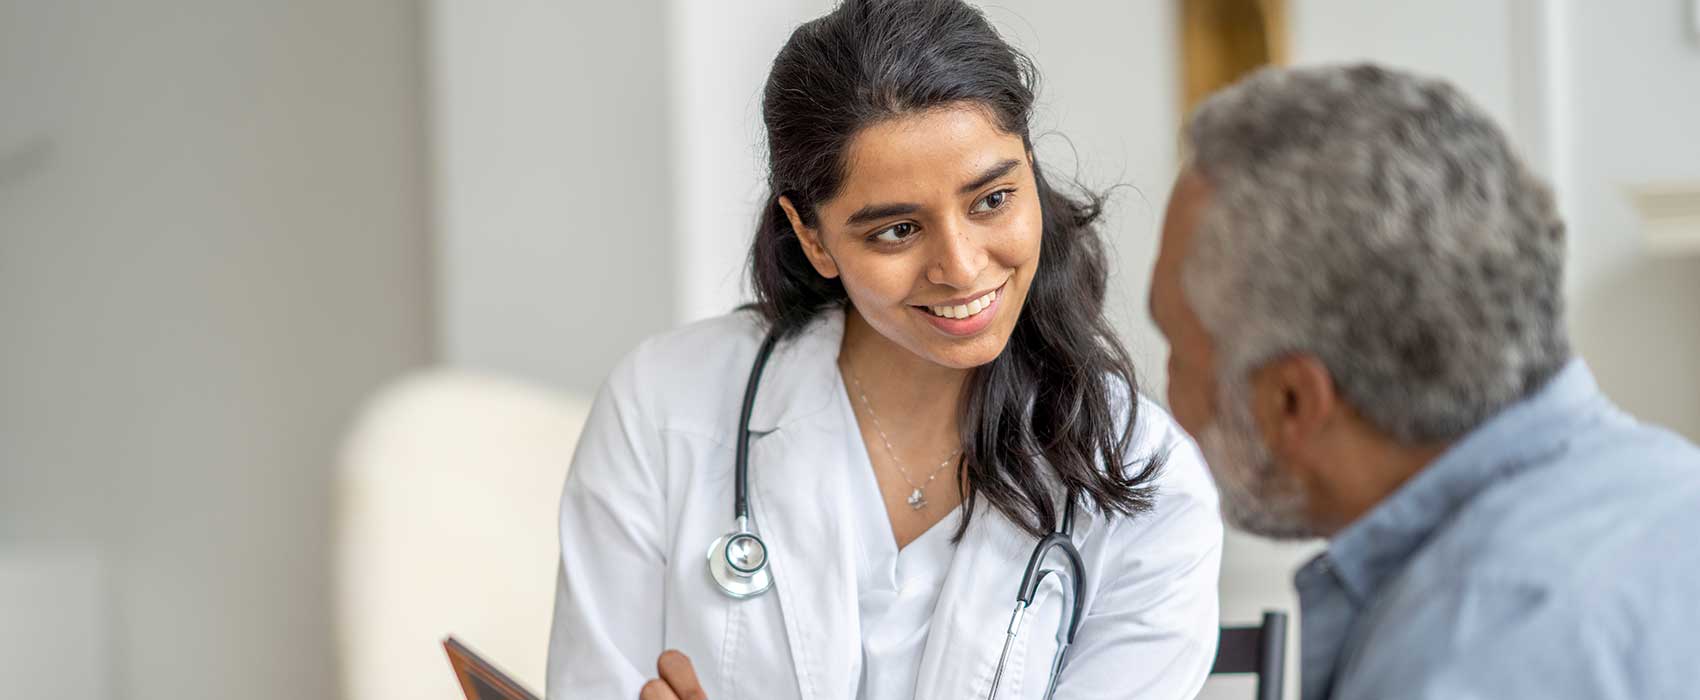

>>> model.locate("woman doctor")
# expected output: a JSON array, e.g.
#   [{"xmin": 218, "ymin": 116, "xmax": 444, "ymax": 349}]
[{"xmin": 548, "ymin": 1, "xmax": 1222, "ymax": 698}]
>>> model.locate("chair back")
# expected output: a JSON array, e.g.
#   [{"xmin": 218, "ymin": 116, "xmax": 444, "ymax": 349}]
[{"xmin": 1210, "ymin": 610, "xmax": 1289, "ymax": 700}]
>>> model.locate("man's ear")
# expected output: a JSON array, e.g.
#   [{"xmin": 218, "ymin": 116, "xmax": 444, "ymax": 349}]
[
  {"xmin": 1248, "ymin": 354, "xmax": 1339, "ymax": 464},
  {"xmin": 777, "ymin": 196, "xmax": 839, "ymax": 279}
]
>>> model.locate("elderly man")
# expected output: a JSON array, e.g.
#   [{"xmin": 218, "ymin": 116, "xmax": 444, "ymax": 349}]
[{"xmin": 1151, "ymin": 63, "xmax": 1700, "ymax": 699}]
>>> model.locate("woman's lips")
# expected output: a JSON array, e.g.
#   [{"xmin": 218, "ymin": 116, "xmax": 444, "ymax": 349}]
[{"xmin": 913, "ymin": 283, "xmax": 1004, "ymax": 337}]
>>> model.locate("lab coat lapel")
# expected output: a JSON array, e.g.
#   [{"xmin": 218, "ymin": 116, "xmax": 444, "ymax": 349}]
[
  {"xmin": 912, "ymin": 503, "xmax": 1040, "ymax": 698},
  {"xmin": 748, "ymin": 415, "xmax": 862, "ymax": 700},
  {"xmin": 742, "ymin": 308, "xmax": 862, "ymax": 700}
]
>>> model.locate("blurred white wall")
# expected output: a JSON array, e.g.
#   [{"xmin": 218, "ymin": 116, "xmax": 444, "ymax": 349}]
[
  {"xmin": 0, "ymin": 1, "xmax": 430, "ymax": 698},
  {"xmin": 430, "ymin": 0, "xmax": 677, "ymax": 395},
  {"xmin": 1292, "ymin": 0, "xmax": 1520, "ymax": 128},
  {"xmin": 667, "ymin": 0, "xmax": 836, "ymax": 322},
  {"xmin": 1561, "ymin": 0, "xmax": 1700, "ymax": 443}
]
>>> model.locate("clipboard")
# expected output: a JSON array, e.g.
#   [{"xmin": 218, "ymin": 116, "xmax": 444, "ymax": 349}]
[{"xmin": 442, "ymin": 637, "xmax": 542, "ymax": 700}]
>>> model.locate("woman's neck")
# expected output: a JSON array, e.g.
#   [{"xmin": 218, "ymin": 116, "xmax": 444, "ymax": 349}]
[{"xmin": 838, "ymin": 306, "xmax": 970, "ymax": 440}]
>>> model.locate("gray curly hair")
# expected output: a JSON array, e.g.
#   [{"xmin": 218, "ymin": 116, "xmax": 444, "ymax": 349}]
[{"xmin": 1183, "ymin": 63, "xmax": 1571, "ymax": 443}]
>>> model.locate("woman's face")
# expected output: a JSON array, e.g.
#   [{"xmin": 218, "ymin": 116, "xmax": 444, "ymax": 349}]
[{"xmin": 781, "ymin": 105, "xmax": 1043, "ymax": 370}]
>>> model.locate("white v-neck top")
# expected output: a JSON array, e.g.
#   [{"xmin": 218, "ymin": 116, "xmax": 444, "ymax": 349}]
[{"xmin": 838, "ymin": 381, "xmax": 964, "ymax": 699}]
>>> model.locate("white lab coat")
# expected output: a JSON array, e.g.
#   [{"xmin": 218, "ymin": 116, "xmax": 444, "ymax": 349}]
[{"xmin": 548, "ymin": 309, "xmax": 1223, "ymax": 699}]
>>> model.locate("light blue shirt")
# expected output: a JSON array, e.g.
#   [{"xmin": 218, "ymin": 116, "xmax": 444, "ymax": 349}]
[{"xmin": 1296, "ymin": 359, "xmax": 1700, "ymax": 700}]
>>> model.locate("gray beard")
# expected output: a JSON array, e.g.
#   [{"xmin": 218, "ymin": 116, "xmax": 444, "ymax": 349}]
[{"xmin": 1196, "ymin": 381, "xmax": 1317, "ymax": 541}]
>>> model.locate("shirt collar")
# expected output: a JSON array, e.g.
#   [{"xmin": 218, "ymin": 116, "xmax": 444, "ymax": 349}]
[
  {"xmin": 1318, "ymin": 358, "xmax": 1605, "ymax": 603},
  {"xmin": 744, "ymin": 306, "xmax": 847, "ymax": 433}
]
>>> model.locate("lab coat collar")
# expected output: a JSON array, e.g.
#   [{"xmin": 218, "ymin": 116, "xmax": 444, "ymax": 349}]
[{"xmin": 744, "ymin": 306, "xmax": 847, "ymax": 434}]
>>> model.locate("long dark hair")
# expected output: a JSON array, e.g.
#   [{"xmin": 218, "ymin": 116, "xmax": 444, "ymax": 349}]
[{"xmin": 749, "ymin": 0, "xmax": 1161, "ymax": 538}]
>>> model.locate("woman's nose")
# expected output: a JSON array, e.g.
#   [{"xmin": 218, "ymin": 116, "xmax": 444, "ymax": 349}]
[{"xmin": 926, "ymin": 218, "xmax": 989, "ymax": 288}]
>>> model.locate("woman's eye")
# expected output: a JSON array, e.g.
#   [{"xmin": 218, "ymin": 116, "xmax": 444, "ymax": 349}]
[
  {"xmin": 971, "ymin": 189, "xmax": 1013, "ymax": 214},
  {"xmin": 872, "ymin": 222, "xmax": 918, "ymax": 243}
]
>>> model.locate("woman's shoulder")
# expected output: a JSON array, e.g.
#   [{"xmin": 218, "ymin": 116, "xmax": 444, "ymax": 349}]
[
  {"xmin": 598, "ymin": 309, "xmax": 770, "ymax": 427},
  {"xmin": 623, "ymin": 309, "xmax": 769, "ymax": 372},
  {"xmin": 1101, "ymin": 393, "xmax": 1221, "ymax": 544},
  {"xmin": 1125, "ymin": 395, "xmax": 1217, "ymax": 506},
  {"xmin": 601, "ymin": 307, "xmax": 848, "ymax": 443}
]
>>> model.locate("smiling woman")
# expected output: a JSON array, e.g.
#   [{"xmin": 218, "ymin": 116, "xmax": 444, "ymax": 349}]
[
  {"xmin": 548, "ymin": 1, "xmax": 1224, "ymax": 699},
  {"xmin": 751, "ymin": 13, "xmax": 1161, "ymax": 549},
  {"xmin": 778, "ymin": 108, "xmax": 1040, "ymax": 367}
]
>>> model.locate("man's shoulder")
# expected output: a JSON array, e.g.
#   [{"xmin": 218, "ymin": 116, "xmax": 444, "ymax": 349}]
[
  {"xmin": 1419, "ymin": 439, "xmax": 1697, "ymax": 580},
  {"xmin": 1381, "ymin": 416, "xmax": 1700, "ymax": 621},
  {"xmin": 1450, "ymin": 414, "xmax": 1698, "ymax": 569},
  {"xmin": 1341, "ymin": 434, "xmax": 1700, "ymax": 698}
]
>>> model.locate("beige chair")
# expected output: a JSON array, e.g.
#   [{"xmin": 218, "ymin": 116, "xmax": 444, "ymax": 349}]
[{"xmin": 335, "ymin": 369, "xmax": 590, "ymax": 700}]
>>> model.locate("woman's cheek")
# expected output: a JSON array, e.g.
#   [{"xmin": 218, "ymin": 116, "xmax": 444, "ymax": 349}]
[
  {"xmin": 843, "ymin": 258, "xmax": 913, "ymax": 309},
  {"xmin": 1009, "ymin": 208, "xmax": 1043, "ymax": 263}
]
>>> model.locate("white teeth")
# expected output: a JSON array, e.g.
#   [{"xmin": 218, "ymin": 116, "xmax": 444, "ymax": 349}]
[{"xmin": 926, "ymin": 288, "xmax": 1000, "ymax": 320}]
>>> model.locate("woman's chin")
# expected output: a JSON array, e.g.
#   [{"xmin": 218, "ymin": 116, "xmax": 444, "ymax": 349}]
[{"xmin": 909, "ymin": 324, "xmax": 1015, "ymax": 370}]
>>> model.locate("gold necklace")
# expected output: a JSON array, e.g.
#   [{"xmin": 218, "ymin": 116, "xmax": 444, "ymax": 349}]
[{"xmin": 845, "ymin": 362, "xmax": 960, "ymax": 510}]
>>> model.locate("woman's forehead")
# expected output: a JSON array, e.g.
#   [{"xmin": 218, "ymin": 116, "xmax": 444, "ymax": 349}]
[{"xmin": 834, "ymin": 107, "xmax": 1029, "ymax": 203}]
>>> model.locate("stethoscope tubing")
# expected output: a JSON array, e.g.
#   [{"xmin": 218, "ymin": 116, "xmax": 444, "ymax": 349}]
[{"xmin": 734, "ymin": 331, "xmax": 783, "ymax": 521}]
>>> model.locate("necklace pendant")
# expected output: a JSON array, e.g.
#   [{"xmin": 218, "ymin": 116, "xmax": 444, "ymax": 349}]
[{"xmin": 907, "ymin": 488, "xmax": 928, "ymax": 510}]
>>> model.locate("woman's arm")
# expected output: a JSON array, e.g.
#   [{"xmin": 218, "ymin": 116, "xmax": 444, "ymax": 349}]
[{"xmin": 547, "ymin": 351, "xmax": 669, "ymax": 699}]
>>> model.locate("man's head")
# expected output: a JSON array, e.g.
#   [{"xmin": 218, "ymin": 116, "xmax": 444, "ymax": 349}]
[{"xmin": 1151, "ymin": 64, "xmax": 1571, "ymax": 539}]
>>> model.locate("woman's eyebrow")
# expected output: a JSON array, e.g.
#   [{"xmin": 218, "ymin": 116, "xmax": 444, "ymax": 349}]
[
  {"xmin": 958, "ymin": 158, "xmax": 1021, "ymax": 195},
  {"xmin": 844, "ymin": 202, "xmax": 921, "ymax": 228},
  {"xmin": 841, "ymin": 158, "xmax": 1023, "ymax": 228}
]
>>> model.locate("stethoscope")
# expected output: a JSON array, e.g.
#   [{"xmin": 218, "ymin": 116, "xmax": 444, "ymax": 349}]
[{"xmin": 707, "ymin": 327, "xmax": 1087, "ymax": 698}]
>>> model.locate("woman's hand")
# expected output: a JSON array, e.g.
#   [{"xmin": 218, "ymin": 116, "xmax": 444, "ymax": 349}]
[{"xmin": 639, "ymin": 649, "xmax": 707, "ymax": 700}]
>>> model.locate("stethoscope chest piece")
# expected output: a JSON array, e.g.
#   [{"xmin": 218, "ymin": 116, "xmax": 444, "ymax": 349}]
[{"xmin": 707, "ymin": 527, "xmax": 772, "ymax": 599}]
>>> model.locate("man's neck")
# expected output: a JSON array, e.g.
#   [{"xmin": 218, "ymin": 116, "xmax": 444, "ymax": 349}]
[{"xmin": 1311, "ymin": 439, "xmax": 1450, "ymax": 538}]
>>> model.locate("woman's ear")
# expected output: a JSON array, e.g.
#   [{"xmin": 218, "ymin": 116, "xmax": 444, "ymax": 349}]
[{"xmin": 778, "ymin": 195, "xmax": 839, "ymax": 279}]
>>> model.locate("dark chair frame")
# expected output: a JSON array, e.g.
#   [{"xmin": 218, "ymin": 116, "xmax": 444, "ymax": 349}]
[{"xmin": 1210, "ymin": 610, "xmax": 1289, "ymax": 700}]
